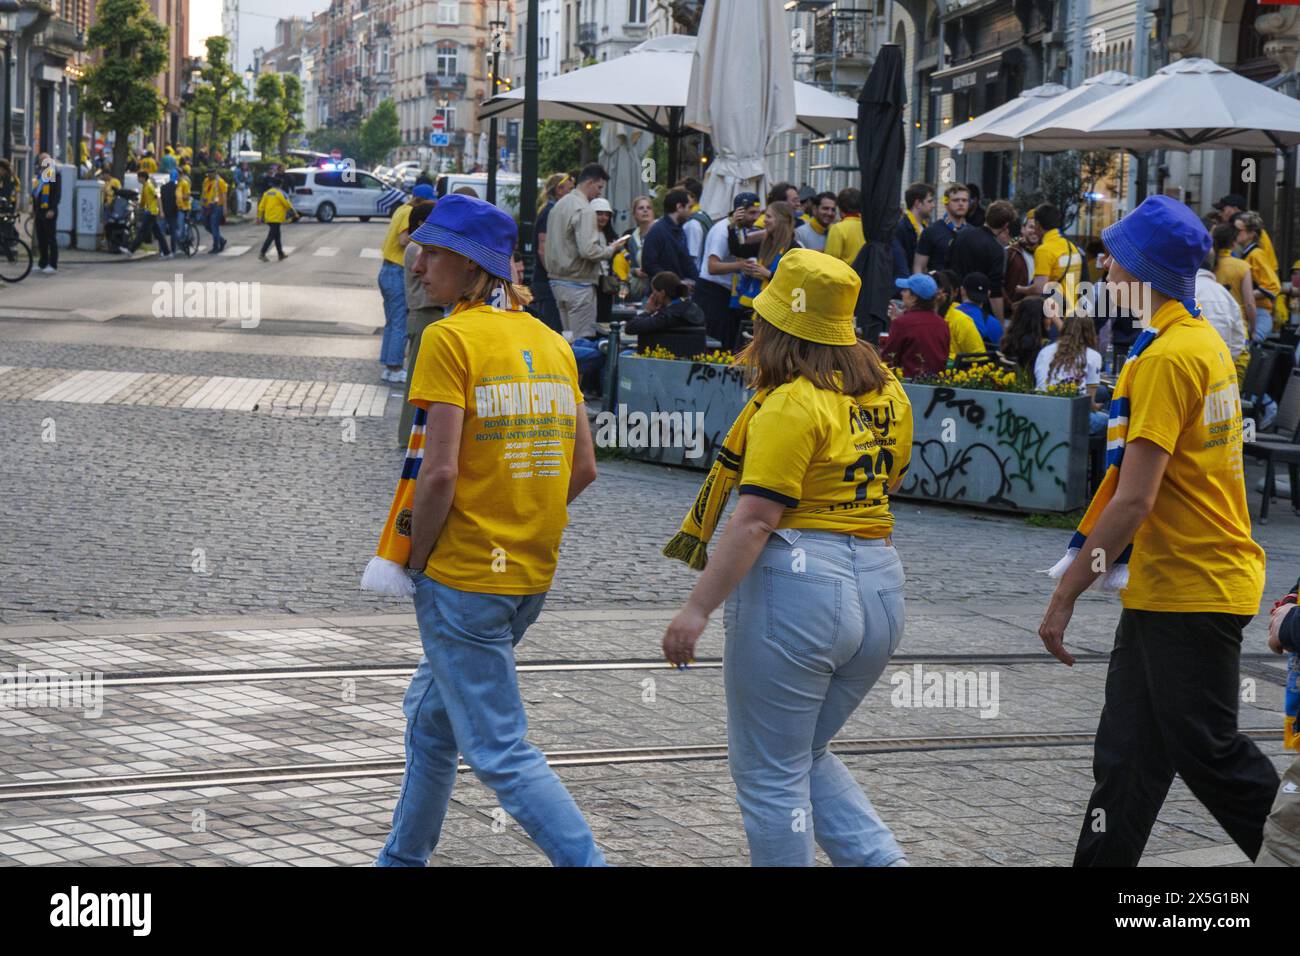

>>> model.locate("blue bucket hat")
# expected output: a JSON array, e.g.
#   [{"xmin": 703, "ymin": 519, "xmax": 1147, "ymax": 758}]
[
  {"xmin": 410, "ymin": 193, "xmax": 516, "ymax": 280},
  {"xmin": 1101, "ymin": 195, "xmax": 1210, "ymax": 302},
  {"xmin": 895, "ymin": 273, "xmax": 938, "ymax": 300},
  {"xmin": 411, "ymin": 183, "xmax": 435, "ymax": 200}
]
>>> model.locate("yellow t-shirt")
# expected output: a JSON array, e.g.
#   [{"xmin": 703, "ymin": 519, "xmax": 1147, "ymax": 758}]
[
  {"xmin": 176, "ymin": 176, "xmax": 192, "ymax": 210},
  {"xmin": 382, "ymin": 203, "xmax": 413, "ymax": 265},
  {"xmin": 408, "ymin": 303, "xmax": 584, "ymax": 595},
  {"xmin": 1034, "ymin": 228, "xmax": 1083, "ymax": 316},
  {"xmin": 139, "ymin": 157, "xmax": 157, "ymax": 174},
  {"xmin": 202, "ymin": 176, "xmax": 228, "ymax": 206},
  {"xmin": 1119, "ymin": 300, "xmax": 1265, "ymax": 614},
  {"xmin": 943, "ymin": 302, "xmax": 984, "ymax": 359},
  {"xmin": 1215, "ymin": 250, "xmax": 1251, "ymax": 311},
  {"xmin": 1257, "ymin": 228, "xmax": 1279, "ymax": 276},
  {"xmin": 257, "ymin": 188, "xmax": 294, "ymax": 223},
  {"xmin": 1244, "ymin": 244, "xmax": 1280, "ymax": 299},
  {"xmin": 824, "ymin": 215, "xmax": 865, "ymax": 265},
  {"xmin": 738, "ymin": 373, "xmax": 913, "ymax": 539},
  {"xmin": 140, "ymin": 179, "xmax": 159, "ymax": 216}
]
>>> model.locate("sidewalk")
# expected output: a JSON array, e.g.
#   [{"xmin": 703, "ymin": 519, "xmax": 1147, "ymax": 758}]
[{"xmin": 51, "ymin": 215, "xmax": 258, "ymax": 265}]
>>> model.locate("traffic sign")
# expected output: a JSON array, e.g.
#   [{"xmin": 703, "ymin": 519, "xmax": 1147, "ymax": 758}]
[
  {"xmin": 431, "ymin": 114, "xmax": 446, "ymax": 132},
  {"xmin": 429, "ymin": 132, "xmax": 450, "ymax": 147}
]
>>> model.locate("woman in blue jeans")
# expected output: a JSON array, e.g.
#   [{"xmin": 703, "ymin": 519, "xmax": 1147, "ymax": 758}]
[{"xmin": 663, "ymin": 248, "xmax": 914, "ymax": 866}]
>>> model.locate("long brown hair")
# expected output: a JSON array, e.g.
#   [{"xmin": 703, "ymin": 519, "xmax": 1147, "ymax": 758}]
[
  {"xmin": 738, "ymin": 317, "xmax": 890, "ymax": 395},
  {"xmin": 1047, "ymin": 314, "xmax": 1098, "ymax": 383},
  {"xmin": 759, "ymin": 201, "xmax": 797, "ymax": 265}
]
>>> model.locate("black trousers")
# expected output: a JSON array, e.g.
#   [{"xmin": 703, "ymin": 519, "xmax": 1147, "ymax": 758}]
[
  {"xmin": 693, "ymin": 279, "xmax": 742, "ymax": 351},
  {"xmin": 34, "ymin": 212, "xmax": 58, "ymax": 268},
  {"xmin": 260, "ymin": 222, "xmax": 284, "ymax": 256},
  {"xmin": 1074, "ymin": 609, "xmax": 1280, "ymax": 866}
]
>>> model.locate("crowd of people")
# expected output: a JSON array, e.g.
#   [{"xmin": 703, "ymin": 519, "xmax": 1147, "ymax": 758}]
[{"xmin": 354, "ymin": 179, "xmax": 1299, "ymax": 871}]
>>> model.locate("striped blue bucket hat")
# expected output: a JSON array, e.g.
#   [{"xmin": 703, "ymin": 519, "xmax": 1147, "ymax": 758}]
[{"xmin": 409, "ymin": 193, "xmax": 515, "ymax": 281}]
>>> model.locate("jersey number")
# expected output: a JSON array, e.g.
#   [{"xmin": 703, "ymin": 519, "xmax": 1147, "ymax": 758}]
[{"xmin": 843, "ymin": 449, "xmax": 893, "ymax": 503}]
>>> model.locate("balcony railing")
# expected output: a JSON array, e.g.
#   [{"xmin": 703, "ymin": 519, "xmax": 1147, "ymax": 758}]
[
  {"xmin": 578, "ymin": 21, "xmax": 597, "ymax": 52},
  {"xmin": 425, "ymin": 72, "xmax": 468, "ymax": 93},
  {"xmin": 813, "ymin": 10, "xmax": 874, "ymax": 63}
]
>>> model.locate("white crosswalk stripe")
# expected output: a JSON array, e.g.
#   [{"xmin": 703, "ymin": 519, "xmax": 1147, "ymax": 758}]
[
  {"xmin": 313, "ymin": 246, "xmax": 339, "ymax": 257},
  {"xmin": 219, "ymin": 245, "xmax": 251, "ymax": 257},
  {"xmin": 359, "ymin": 248, "xmax": 383, "ymax": 259}
]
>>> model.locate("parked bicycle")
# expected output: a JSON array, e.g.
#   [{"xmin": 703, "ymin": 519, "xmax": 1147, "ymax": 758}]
[
  {"xmin": 0, "ymin": 208, "xmax": 34, "ymax": 283},
  {"xmin": 176, "ymin": 207, "xmax": 201, "ymax": 257},
  {"xmin": 103, "ymin": 188, "xmax": 139, "ymax": 254}
]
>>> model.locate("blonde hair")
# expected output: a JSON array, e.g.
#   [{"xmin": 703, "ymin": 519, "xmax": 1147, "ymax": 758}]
[
  {"xmin": 461, "ymin": 262, "xmax": 533, "ymax": 309},
  {"xmin": 738, "ymin": 317, "xmax": 889, "ymax": 396},
  {"xmin": 539, "ymin": 172, "xmax": 571, "ymax": 211},
  {"xmin": 759, "ymin": 201, "xmax": 797, "ymax": 265}
]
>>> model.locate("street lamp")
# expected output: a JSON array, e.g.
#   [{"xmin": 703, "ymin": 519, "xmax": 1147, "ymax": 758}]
[
  {"xmin": 0, "ymin": 0, "xmax": 19, "ymax": 163},
  {"xmin": 485, "ymin": 0, "xmax": 506, "ymax": 203}
]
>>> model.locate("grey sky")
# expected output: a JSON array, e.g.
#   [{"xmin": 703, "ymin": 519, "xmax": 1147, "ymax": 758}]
[{"xmin": 190, "ymin": 0, "xmax": 330, "ymax": 69}]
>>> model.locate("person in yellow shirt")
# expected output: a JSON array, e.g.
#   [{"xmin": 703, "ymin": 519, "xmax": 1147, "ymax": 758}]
[
  {"xmin": 934, "ymin": 270, "xmax": 984, "ymax": 359},
  {"xmin": 376, "ymin": 183, "xmax": 435, "ymax": 382},
  {"xmin": 661, "ymin": 248, "xmax": 913, "ymax": 866},
  {"xmin": 1039, "ymin": 195, "xmax": 1275, "ymax": 867},
  {"xmin": 138, "ymin": 152, "xmax": 157, "ymax": 175},
  {"xmin": 1018, "ymin": 202, "xmax": 1083, "ymax": 319},
  {"xmin": 370, "ymin": 193, "xmax": 604, "ymax": 868},
  {"xmin": 173, "ymin": 165, "xmax": 193, "ymax": 247},
  {"xmin": 200, "ymin": 169, "xmax": 229, "ymax": 254},
  {"xmin": 128, "ymin": 170, "xmax": 172, "ymax": 258},
  {"xmin": 256, "ymin": 174, "xmax": 297, "ymax": 262},
  {"xmin": 1237, "ymin": 211, "xmax": 1280, "ymax": 341},
  {"xmin": 1211, "ymin": 222, "xmax": 1255, "ymax": 384},
  {"xmin": 824, "ymin": 186, "xmax": 865, "ymax": 265}
]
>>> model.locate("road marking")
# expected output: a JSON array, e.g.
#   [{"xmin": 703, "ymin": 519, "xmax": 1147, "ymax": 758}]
[
  {"xmin": 359, "ymin": 248, "xmax": 383, "ymax": 259},
  {"xmin": 280, "ymin": 246, "xmax": 297, "ymax": 257},
  {"xmin": 219, "ymin": 245, "xmax": 251, "ymax": 257},
  {"xmin": 313, "ymin": 247, "xmax": 339, "ymax": 257},
  {"xmin": 7, "ymin": 367, "xmax": 389, "ymax": 417}
]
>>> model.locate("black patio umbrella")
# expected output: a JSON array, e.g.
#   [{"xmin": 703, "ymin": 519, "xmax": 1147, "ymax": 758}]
[{"xmin": 851, "ymin": 44, "xmax": 906, "ymax": 345}]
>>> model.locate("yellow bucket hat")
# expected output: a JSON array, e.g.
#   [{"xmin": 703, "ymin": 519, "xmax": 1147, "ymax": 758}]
[{"xmin": 752, "ymin": 248, "xmax": 860, "ymax": 346}]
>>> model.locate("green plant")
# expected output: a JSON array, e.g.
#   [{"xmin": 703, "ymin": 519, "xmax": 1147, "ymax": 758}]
[
  {"xmin": 247, "ymin": 73, "xmax": 286, "ymax": 155},
  {"xmin": 190, "ymin": 36, "xmax": 247, "ymax": 159},
  {"xmin": 358, "ymin": 100, "xmax": 401, "ymax": 168},
  {"xmin": 279, "ymin": 74, "xmax": 305, "ymax": 156},
  {"xmin": 1026, "ymin": 509, "xmax": 1086, "ymax": 529},
  {"xmin": 80, "ymin": 0, "xmax": 169, "ymax": 182}
]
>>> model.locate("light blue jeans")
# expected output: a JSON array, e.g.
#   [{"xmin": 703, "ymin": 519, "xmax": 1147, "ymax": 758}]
[
  {"xmin": 378, "ymin": 261, "xmax": 409, "ymax": 367},
  {"xmin": 376, "ymin": 573, "xmax": 605, "ymax": 867},
  {"xmin": 724, "ymin": 528, "xmax": 907, "ymax": 867}
]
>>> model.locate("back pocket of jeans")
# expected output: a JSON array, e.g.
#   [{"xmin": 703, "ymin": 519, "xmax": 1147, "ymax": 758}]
[
  {"xmin": 763, "ymin": 567, "xmax": 841, "ymax": 659},
  {"xmin": 877, "ymin": 584, "xmax": 906, "ymax": 655}
]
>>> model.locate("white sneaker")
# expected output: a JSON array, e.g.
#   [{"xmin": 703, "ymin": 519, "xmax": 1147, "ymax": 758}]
[
  {"xmin": 118, "ymin": 246, "xmax": 131, "ymax": 255},
  {"xmin": 389, "ymin": 368, "xmax": 407, "ymax": 384},
  {"xmin": 379, "ymin": 368, "xmax": 394, "ymax": 382},
  {"xmin": 41, "ymin": 266, "xmax": 54, "ymax": 274}
]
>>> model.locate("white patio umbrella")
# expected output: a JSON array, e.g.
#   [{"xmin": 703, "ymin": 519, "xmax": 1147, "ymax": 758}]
[
  {"xmin": 959, "ymin": 71, "xmax": 1136, "ymax": 153},
  {"xmin": 478, "ymin": 130, "xmax": 489, "ymax": 169},
  {"xmin": 686, "ymin": 0, "xmax": 797, "ymax": 218},
  {"xmin": 600, "ymin": 123, "xmax": 652, "ymax": 234},
  {"xmin": 478, "ymin": 34, "xmax": 856, "ymax": 138},
  {"xmin": 920, "ymin": 83, "xmax": 1068, "ymax": 152},
  {"xmin": 1019, "ymin": 58, "xmax": 1300, "ymax": 152}
]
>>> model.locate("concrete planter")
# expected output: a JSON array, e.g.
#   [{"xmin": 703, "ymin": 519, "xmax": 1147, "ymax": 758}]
[{"xmin": 616, "ymin": 357, "xmax": 1091, "ymax": 513}]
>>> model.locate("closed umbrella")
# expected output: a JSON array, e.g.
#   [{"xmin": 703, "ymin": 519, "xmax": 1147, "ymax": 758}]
[
  {"xmin": 600, "ymin": 123, "xmax": 651, "ymax": 234},
  {"xmin": 852, "ymin": 43, "xmax": 906, "ymax": 344},
  {"xmin": 685, "ymin": 0, "xmax": 797, "ymax": 218}
]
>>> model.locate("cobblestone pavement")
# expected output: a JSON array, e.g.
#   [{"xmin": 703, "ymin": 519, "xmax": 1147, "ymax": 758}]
[{"xmin": 1, "ymin": 332, "xmax": 1297, "ymax": 867}]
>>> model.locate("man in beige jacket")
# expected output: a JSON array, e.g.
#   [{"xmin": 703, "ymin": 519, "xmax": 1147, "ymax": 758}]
[{"xmin": 542, "ymin": 163, "xmax": 626, "ymax": 340}]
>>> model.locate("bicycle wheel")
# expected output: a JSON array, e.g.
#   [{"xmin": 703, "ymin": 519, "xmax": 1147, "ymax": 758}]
[
  {"xmin": 182, "ymin": 222, "xmax": 199, "ymax": 256},
  {"xmin": 0, "ymin": 236, "xmax": 34, "ymax": 283}
]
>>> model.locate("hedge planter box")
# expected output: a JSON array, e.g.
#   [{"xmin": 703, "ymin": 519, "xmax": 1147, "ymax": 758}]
[{"xmin": 615, "ymin": 357, "xmax": 1091, "ymax": 513}]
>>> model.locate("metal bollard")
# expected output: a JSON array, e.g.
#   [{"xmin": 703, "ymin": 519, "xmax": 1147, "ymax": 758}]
[{"xmin": 605, "ymin": 319, "xmax": 622, "ymax": 413}]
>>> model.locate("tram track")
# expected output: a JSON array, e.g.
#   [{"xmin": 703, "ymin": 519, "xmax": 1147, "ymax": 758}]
[
  {"xmin": 2, "ymin": 651, "xmax": 1285, "ymax": 691},
  {"xmin": 0, "ymin": 729, "xmax": 1285, "ymax": 803}
]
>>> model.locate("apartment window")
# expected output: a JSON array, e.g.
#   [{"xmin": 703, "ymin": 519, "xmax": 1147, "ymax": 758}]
[
  {"xmin": 437, "ymin": 1, "xmax": 458, "ymax": 25},
  {"xmin": 437, "ymin": 41, "xmax": 458, "ymax": 75},
  {"xmin": 628, "ymin": 0, "xmax": 647, "ymax": 23}
]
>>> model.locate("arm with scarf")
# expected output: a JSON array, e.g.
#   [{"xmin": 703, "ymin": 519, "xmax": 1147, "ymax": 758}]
[{"xmin": 1038, "ymin": 438, "xmax": 1170, "ymax": 665}]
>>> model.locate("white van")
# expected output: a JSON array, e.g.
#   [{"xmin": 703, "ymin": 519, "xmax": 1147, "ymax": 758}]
[
  {"xmin": 436, "ymin": 173, "xmax": 539, "ymax": 219},
  {"xmin": 284, "ymin": 166, "xmax": 394, "ymax": 222}
]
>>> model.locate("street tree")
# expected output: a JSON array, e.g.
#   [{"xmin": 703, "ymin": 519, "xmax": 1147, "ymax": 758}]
[
  {"xmin": 279, "ymin": 74, "xmax": 305, "ymax": 157},
  {"xmin": 248, "ymin": 73, "xmax": 287, "ymax": 157},
  {"xmin": 192, "ymin": 36, "xmax": 246, "ymax": 159},
  {"xmin": 358, "ymin": 100, "xmax": 400, "ymax": 167},
  {"xmin": 79, "ymin": 0, "xmax": 169, "ymax": 181}
]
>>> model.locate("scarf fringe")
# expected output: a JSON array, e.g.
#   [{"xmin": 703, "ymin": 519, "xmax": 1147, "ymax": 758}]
[
  {"xmin": 663, "ymin": 531, "xmax": 709, "ymax": 570},
  {"xmin": 1046, "ymin": 548, "xmax": 1129, "ymax": 592},
  {"xmin": 360, "ymin": 555, "xmax": 415, "ymax": 597}
]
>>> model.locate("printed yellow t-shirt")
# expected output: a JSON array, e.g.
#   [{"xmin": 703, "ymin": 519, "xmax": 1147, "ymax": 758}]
[
  {"xmin": 824, "ymin": 214, "xmax": 865, "ymax": 265},
  {"xmin": 738, "ymin": 373, "xmax": 913, "ymax": 538},
  {"xmin": 944, "ymin": 302, "xmax": 985, "ymax": 359},
  {"xmin": 1034, "ymin": 228, "xmax": 1082, "ymax": 316},
  {"xmin": 1120, "ymin": 302, "xmax": 1265, "ymax": 614},
  {"xmin": 382, "ymin": 203, "xmax": 413, "ymax": 265},
  {"xmin": 408, "ymin": 303, "xmax": 584, "ymax": 595}
]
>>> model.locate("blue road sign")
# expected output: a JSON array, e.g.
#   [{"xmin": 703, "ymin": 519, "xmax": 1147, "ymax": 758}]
[{"xmin": 429, "ymin": 132, "xmax": 450, "ymax": 147}]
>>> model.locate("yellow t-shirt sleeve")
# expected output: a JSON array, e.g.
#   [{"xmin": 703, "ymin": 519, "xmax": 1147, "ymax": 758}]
[
  {"xmin": 1032, "ymin": 243, "xmax": 1054, "ymax": 279},
  {"xmin": 886, "ymin": 378, "xmax": 914, "ymax": 483},
  {"xmin": 739, "ymin": 391, "xmax": 818, "ymax": 506},
  {"xmin": 409, "ymin": 324, "xmax": 468, "ymax": 410},
  {"xmin": 1125, "ymin": 354, "xmax": 1197, "ymax": 455},
  {"xmin": 824, "ymin": 224, "xmax": 843, "ymax": 261}
]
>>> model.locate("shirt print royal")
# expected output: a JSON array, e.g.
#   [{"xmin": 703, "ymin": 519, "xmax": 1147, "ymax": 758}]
[{"xmin": 472, "ymin": 352, "xmax": 579, "ymax": 482}]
